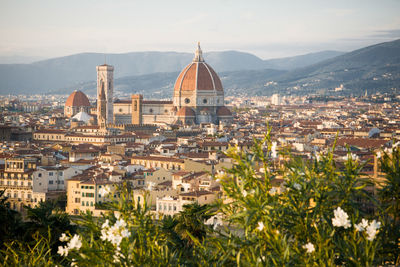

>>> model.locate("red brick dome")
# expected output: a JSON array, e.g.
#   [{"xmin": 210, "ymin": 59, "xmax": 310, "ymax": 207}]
[
  {"xmin": 176, "ymin": 107, "xmax": 196, "ymax": 117},
  {"xmin": 174, "ymin": 43, "xmax": 223, "ymax": 93},
  {"xmin": 217, "ymin": 106, "xmax": 232, "ymax": 116},
  {"xmin": 65, "ymin": 90, "xmax": 90, "ymax": 107}
]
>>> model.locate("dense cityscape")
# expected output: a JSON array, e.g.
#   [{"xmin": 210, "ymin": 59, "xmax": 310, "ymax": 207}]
[{"xmin": 1, "ymin": 45, "xmax": 400, "ymax": 264}]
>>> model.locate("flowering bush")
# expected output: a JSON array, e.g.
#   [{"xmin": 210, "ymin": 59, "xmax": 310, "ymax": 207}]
[{"xmin": 1, "ymin": 132, "xmax": 399, "ymax": 266}]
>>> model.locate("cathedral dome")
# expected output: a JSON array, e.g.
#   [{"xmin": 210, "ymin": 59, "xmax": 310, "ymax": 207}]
[
  {"xmin": 176, "ymin": 107, "xmax": 196, "ymax": 117},
  {"xmin": 173, "ymin": 43, "xmax": 223, "ymax": 93},
  {"xmin": 65, "ymin": 90, "xmax": 90, "ymax": 107}
]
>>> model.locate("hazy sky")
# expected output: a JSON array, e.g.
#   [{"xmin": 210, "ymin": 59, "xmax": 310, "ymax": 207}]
[{"xmin": 1, "ymin": 0, "xmax": 400, "ymax": 60}]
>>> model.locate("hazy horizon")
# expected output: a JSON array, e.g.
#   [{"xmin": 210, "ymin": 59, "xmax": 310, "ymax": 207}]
[{"xmin": 1, "ymin": 0, "xmax": 400, "ymax": 63}]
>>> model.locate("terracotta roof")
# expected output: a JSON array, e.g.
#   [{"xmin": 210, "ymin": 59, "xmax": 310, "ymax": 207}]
[
  {"xmin": 65, "ymin": 90, "xmax": 90, "ymax": 107},
  {"xmin": 336, "ymin": 138, "xmax": 389, "ymax": 149},
  {"xmin": 217, "ymin": 106, "xmax": 232, "ymax": 117},
  {"xmin": 176, "ymin": 107, "xmax": 196, "ymax": 117}
]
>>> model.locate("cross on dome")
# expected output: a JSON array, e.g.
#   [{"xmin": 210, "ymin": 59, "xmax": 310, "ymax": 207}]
[{"xmin": 193, "ymin": 41, "xmax": 204, "ymax": 62}]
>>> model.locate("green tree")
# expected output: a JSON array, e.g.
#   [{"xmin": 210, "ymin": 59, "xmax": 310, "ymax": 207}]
[
  {"xmin": 377, "ymin": 147, "xmax": 400, "ymax": 265},
  {"xmin": 0, "ymin": 190, "xmax": 23, "ymax": 246}
]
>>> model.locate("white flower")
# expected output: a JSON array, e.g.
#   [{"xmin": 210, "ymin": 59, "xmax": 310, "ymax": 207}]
[
  {"xmin": 99, "ymin": 185, "xmax": 111, "ymax": 197},
  {"xmin": 315, "ymin": 153, "xmax": 321, "ymax": 162},
  {"xmin": 269, "ymin": 187, "xmax": 277, "ymax": 195},
  {"xmin": 115, "ymin": 212, "xmax": 120, "ymax": 219},
  {"xmin": 355, "ymin": 218, "xmax": 369, "ymax": 232},
  {"xmin": 376, "ymin": 151, "xmax": 381, "ymax": 159},
  {"xmin": 303, "ymin": 242, "xmax": 315, "ymax": 253},
  {"xmin": 100, "ymin": 218, "xmax": 130, "ymax": 247},
  {"xmin": 293, "ymin": 183, "xmax": 301, "ymax": 190},
  {"xmin": 71, "ymin": 259, "xmax": 78, "ymax": 267},
  {"xmin": 332, "ymin": 207, "xmax": 351, "ymax": 229},
  {"xmin": 271, "ymin": 142, "xmax": 277, "ymax": 158},
  {"xmin": 366, "ymin": 220, "xmax": 381, "ymax": 241},
  {"xmin": 120, "ymin": 228, "xmax": 131, "ymax": 238},
  {"xmin": 259, "ymin": 167, "xmax": 265, "ymax": 173},
  {"xmin": 257, "ymin": 221, "xmax": 264, "ymax": 231},
  {"xmin": 102, "ymin": 219, "xmax": 110, "ymax": 229},
  {"xmin": 114, "ymin": 218, "xmax": 127, "ymax": 228},
  {"xmin": 345, "ymin": 153, "xmax": 359, "ymax": 161},
  {"xmin": 243, "ymin": 190, "xmax": 248, "ymax": 197},
  {"xmin": 59, "ymin": 233, "xmax": 69, "ymax": 242},
  {"xmin": 257, "ymin": 256, "xmax": 266, "ymax": 262},
  {"xmin": 384, "ymin": 147, "xmax": 393, "ymax": 154},
  {"xmin": 57, "ymin": 246, "xmax": 68, "ymax": 257},
  {"xmin": 67, "ymin": 234, "xmax": 82, "ymax": 250}
]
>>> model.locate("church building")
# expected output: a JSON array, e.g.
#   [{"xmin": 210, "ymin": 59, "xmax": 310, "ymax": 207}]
[
  {"xmin": 113, "ymin": 43, "xmax": 232, "ymax": 126},
  {"xmin": 67, "ymin": 43, "xmax": 232, "ymax": 126}
]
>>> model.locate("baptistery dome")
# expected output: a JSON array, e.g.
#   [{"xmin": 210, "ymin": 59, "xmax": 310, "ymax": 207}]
[{"xmin": 64, "ymin": 90, "xmax": 91, "ymax": 118}]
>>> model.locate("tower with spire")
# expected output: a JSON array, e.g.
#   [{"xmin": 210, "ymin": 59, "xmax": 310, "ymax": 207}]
[{"xmin": 96, "ymin": 64, "xmax": 114, "ymax": 125}]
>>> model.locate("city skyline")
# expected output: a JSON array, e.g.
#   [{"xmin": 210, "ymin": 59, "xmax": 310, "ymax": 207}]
[{"xmin": 1, "ymin": 0, "xmax": 400, "ymax": 61}]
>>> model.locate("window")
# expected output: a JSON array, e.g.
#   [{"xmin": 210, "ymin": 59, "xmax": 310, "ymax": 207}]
[
  {"xmin": 82, "ymin": 202, "xmax": 85, "ymax": 206},
  {"xmin": 49, "ymin": 180, "xmax": 53, "ymax": 184},
  {"xmin": 184, "ymin": 98, "xmax": 190, "ymax": 104},
  {"xmin": 49, "ymin": 172, "xmax": 53, "ymax": 176},
  {"xmin": 203, "ymin": 98, "xmax": 207, "ymax": 104},
  {"xmin": 90, "ymin": 202, "xmax": 93, "ymax": 207},
  {"xmin": 149, "ymin": 108, "xmax": 153, "ymax": 113}
]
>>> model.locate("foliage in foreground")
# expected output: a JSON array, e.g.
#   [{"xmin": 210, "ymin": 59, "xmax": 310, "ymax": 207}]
[{"xmin": 1, "ymin": 134, "xmax": 400, "ymax": 266}]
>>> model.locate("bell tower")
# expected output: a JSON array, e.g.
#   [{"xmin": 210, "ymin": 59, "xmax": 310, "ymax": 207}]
[
  {"xmin": 96, "ymin": 64, "xmax": 114, "ymax": 124},
  {"xmin": 131, "ymin": 94, "xmax": 143, "ymax": 125}
]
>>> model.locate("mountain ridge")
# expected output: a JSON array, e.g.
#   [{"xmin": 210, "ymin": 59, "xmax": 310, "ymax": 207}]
[{"xmin": 0, "ymin": 49, "xmax": 343, "ymax": 95}]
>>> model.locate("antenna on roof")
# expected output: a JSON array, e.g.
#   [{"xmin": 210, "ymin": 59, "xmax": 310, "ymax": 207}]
[{"xmin": 104, "ymin": 54, "xmax": 107, "ymax": 65}]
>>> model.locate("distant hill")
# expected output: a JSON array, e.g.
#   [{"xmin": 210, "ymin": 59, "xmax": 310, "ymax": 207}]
[
  {"xmin": 1, "ymin": 39, "xmax": 399, "ymax": 96},
  {"xmin": 54, "ymin": 39, "xmax": 400, "ymax": 98},
  {"xmin": 270, "ymin": 39, "xmax": 400, "ymax": 95},
  {"xmin": 0, "ymin": 49, "xmax": 343, "ymax": 95}
]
